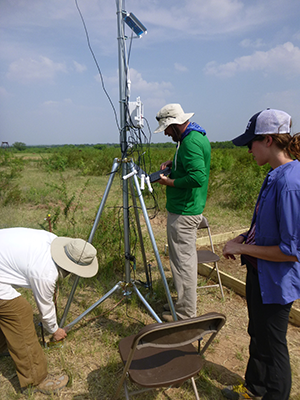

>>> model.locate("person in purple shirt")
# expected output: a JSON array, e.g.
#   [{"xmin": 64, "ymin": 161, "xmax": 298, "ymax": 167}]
[{"xmin": 222, "ymin": 109, "xmax": 300, "ymax": 400}]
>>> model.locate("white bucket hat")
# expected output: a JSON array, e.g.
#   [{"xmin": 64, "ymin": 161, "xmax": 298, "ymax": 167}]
[
  {"xmin": 154, "ymin": 104, "xmax": 194, "ymax": 133},
  {"xmin": 51, "ymin": 237, "xmax": 98, "ymax": 278}
]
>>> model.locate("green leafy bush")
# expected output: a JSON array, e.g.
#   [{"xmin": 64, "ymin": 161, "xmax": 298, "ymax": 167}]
[
  {"xmin": 0, "ymin": 151, "xmax": 24, "ymax": 205},
  {"xmin": 209, "ymin": 147, "xmax": 269, "ymax": 210}
]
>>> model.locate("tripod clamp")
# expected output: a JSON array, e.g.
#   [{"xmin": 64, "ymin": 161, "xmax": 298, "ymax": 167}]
[{"xmin": 122, "ymin": 161, "xmax": 153, "ymax": 193}]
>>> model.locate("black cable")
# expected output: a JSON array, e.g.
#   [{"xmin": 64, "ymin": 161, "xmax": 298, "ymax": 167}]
[
  {"xmin": 74, "ymin": 0, "xmax": 157, "ymax": 187},
  {"xmin": 74, "ymin": 0, "xmax": 120, "ymax": 132},
  {"xmin": 74, "ymin": 0, "xmax": 161, "ymax": 280}
]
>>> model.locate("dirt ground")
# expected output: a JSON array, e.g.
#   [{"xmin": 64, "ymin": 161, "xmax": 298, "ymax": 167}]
[
  {"xmin": 150, "ymin": 214, "xmax": 300, "ymax": 399},
  {"xmin": 197, "ymin": 244, "xmax": 300, "ymax": 399},
  {"xmin": 1, "ymin": 215, "xmax": 300, "ymax": 399}
]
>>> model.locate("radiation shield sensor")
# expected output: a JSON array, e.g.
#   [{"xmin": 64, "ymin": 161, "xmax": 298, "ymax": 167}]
[
  {"xmin": 122, "ymin": 11, "xmax": 147, "ymax": 37},
  {"xmin": 129, "ymin": 97, "xmax": 144, "ymax": 128}
]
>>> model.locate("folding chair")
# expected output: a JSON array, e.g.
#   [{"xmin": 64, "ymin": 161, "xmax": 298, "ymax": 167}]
[
  {"xmin": 114, "ymin": 312, "xmax": 226, "ymax": 399},
  {"xmin": 197, "ymin": 216, "xmax": 225, "ymax": 299}
]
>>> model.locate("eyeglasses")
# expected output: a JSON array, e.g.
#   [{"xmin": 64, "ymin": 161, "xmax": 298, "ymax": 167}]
[
  {"xmin": 247, "ymin": 141, "xmax": 254, "ymax": 150},
  {"xmin": 247, "ymin": 136, "xmax": 265, "ymax": 150},
  {"xmin": 156, "ymin": 115, "xmax": 176, "ymax": 122}
]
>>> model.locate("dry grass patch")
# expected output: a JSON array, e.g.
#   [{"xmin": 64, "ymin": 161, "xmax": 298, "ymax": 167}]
[{"xmin": 1, "ymin": 161, "xmax": 299, "ymax": 400}]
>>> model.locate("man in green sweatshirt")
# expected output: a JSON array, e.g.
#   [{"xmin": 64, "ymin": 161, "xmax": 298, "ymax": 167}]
[{"xmin": 154, "ymin": 103, "xmax": 211, "ymax": 322}]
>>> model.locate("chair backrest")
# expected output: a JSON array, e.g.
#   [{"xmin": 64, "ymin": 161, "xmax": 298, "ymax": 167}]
[
  {"xmin": 131, "ymin": 312, "xmax": 226, "ymax": 355},
  {"xmin": 198, "ymin": 215, "xmax": 217, "ymax": 253},
  {"xmin": 198, "ymin": 215, "xmax": 209, "ymax": 229},
  {"xmin": 115, "ymin": 313, "xmax": 226, "ymax": 399}
]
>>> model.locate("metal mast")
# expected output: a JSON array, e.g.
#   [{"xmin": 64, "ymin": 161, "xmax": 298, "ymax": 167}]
[{"xmin": 116, "ymin": 0, "xmax": 131, "ymax": 285}]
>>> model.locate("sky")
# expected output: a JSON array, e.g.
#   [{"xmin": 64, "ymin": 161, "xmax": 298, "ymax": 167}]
[{"xmin": 1, "ymin": 0, "xmax": 300, "ymax": 146}]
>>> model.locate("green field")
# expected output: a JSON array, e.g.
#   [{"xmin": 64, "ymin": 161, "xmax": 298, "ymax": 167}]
[{"xmin": 1, "ymin": 146, "xmax": 299, "ymax": 400}]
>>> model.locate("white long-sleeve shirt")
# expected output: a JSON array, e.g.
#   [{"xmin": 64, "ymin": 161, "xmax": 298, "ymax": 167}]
[{"xmin": 0, "ymin": 227, "xmax": 59, "ymax": 334}]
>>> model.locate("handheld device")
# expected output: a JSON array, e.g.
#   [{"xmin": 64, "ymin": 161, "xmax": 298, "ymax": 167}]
[{"xmin": 149, "ymin": 166, "xmax": 171, "ymax": 183}]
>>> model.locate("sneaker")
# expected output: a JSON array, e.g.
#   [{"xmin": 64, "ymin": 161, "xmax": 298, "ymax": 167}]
[
  {"xmin": 222, "ymin": 384, "xmax": 262, "ymax": 399},
  {"xmin": 22, "ymin": 374, "xmax": 69, "ymax": 395}
]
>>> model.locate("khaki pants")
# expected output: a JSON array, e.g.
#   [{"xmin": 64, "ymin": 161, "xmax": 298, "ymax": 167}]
[
  {"xmin": 0, "ymin": 296, "xmax": 48, "ymax": 389},
  {"xmin": 167, "ymin": 212, "xmax": 202, "ymax": 319}
]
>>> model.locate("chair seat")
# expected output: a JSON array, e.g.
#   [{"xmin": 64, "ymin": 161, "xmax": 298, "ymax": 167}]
[
  {"xmin": 197, "ymin": 250, "xmax": 220, "ymax": 264},
  {"xmin": 114, "ymin": 313, "xmax": 226, "ymax": 399},
  {"xmin": 119, "ymin": 334, "xmax": 204, "ymax": 388}
]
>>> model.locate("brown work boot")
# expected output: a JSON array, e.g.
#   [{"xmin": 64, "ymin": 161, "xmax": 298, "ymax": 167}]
[
  {"xmin": 162, "ymin": 312, "xmax": 175, "ymax": 322},
  {"xmin": 22, "ymin": 374, "xmax": 69, "ymax": 395}
]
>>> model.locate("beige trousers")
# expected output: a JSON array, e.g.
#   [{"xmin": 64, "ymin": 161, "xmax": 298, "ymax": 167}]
[
  {"xmin": 167, "ymin": 212, "xmax": 203, "ymax": 319},
  {"xmin": 0, "ymin": 296, "xmax": 48, "ymax": 389}
]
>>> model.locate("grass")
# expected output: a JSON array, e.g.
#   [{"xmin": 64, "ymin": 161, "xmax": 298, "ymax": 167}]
[
  {"xmin": 1, "ymin": 151, "xmax": 299, "ymax": 399},
  {"xmin": 1, "ymin": 281, "xmax": 235, "ymax": 399}
]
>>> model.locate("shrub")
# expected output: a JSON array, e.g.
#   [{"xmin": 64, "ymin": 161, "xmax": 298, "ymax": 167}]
[
  {"xmin": 41, "ymin": 153, "xmax": 68, "ymax": 172},
  {"xmin": 209, "ymin": 148, "xmax": 269, "ymax": 210},
  {"xmin": 0, "ymin": 151, "xmax": 24, "ymax": 205},
  {"xmin": 12, "ymin": 141, "xmax": 26, "ymax": 151}
]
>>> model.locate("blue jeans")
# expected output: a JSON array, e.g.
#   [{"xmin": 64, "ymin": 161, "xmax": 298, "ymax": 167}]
[{"xmin": 245, "ymin": 262, "xmax": 293, "ymax": 400}]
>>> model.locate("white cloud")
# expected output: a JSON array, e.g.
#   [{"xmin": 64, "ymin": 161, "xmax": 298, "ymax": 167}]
[
  {"xmin": 174, "ymin": 63, "xmax": 188, "ymax": 72},
  {"xmin": 43, "ymin": 98, "xmax": 73, "ymax": 107},
  {"xmin": 7, "ymin": 56, "xmax": 67, "ymax": 83},
  {"xmin": 73, "ymin": 61, "xmax": 87, "ymax": 73},
  {"xmin": 204, "ymin": 42, "xmax": 300, "ymax": 77},
  {"xmin": 293, "ymin": 31, "xmax": 300, "ymax": 42},
  {"xmin": 186, "ymin": 0, "xmax": 244, "ymax": 21},
  {"xmin": 129, "ymin": 68, "xmax": 173, "ymax": 98},
  {"xmin": 95, "ymin": 67, "xmax": 173, "ymax": 99},
  {"xmin": 240, "ymin": 38, "xmax": 264, "ymax": 48},
  {"xmin": 140, "ymin": 0, "xmax": 298, "ymax": 37}
]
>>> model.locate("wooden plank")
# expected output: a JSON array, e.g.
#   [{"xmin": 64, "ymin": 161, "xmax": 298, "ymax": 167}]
[
  {"xmin": 198, "ymin": 263, "xmax": 300, "ymax": 327},
  {"xmin": 165, "ymin": 229, "xmax": 247, "ymax": 255},
  {"xmin": 198, "ymin": 263, "xmax": 246, "ymax": 297},
  {"xmin": 196, "ymin": 229, "xmax": 247, "ymax": 247}
]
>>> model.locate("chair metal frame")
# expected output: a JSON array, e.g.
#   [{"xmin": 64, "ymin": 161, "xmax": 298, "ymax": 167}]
[
  {"xmin": 197, "ymin": 216, "xmax": 225, "ymax": 299},
  {"xmin": 114, "ymin": 312, "xmax": 226, "ymax": 399}
]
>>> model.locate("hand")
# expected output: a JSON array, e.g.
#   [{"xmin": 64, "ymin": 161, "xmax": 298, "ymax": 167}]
[
  {"xmin": 52, "ymin": 327, "xmax": 67, "ymax": 342},
  {"xmin": 158, "ymin": 175, "xmax": 174, "ymax": 186},
  {"xmin": 222, "ymin": 235, "xmax": 245, "ymax": 260},
  {"xmin": 160, "ymin": 160, "xmax": 172, "ymax": 170}
]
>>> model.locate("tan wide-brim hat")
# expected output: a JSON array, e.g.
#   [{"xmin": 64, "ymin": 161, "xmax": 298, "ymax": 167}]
[
  {"xmin": 51, "ymin": 237, "xmax": 98, "ymax": 278},
  {"xmin": 154, "ymin": 103, "xmax": 194, "ymax": 133}
]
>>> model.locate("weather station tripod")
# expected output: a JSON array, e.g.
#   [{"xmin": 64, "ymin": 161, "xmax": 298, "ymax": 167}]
[{"xmin": 59, "ymin": 0, "xmax": 177, "ymax": 332}]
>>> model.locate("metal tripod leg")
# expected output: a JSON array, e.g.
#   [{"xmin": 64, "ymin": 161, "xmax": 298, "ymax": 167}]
[
  {"xmin": 59, "ymin": 158, "xmax": 120, "ymax": 328},
  {"xmin": 59, "ymin": 158, "xmax": 176, "ymax": 330},
  {"xmin": 132, "ymin": 282, "xmax": 161, "ymax": 322},
  {"xmin": 131, "ymin": 163, "xmax": 177, "ymax": 320},
  {"xmin": 63, "ymin": 282, "xmax": 122, "ymax": 332},
  {"xmin": 63, "ymin": 280, "xmax": 162, "ymax": 332},
  {"xmin": 129, "ymin": 177, "xmax": 151, "ymax": 288}
]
